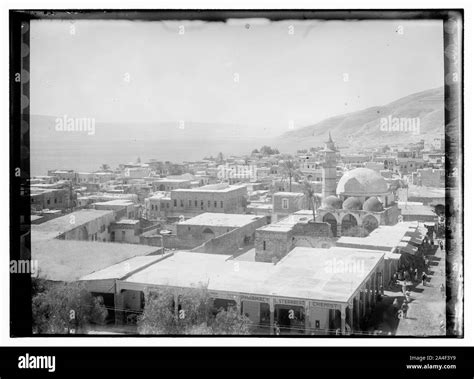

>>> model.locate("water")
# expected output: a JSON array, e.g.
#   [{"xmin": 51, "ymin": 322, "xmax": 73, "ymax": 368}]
[{"xmin": 30, "ymin": 138, "xmax": 262, "ymax": 176}]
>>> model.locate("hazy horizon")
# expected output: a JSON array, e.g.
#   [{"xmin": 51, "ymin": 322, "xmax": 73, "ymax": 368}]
[{"xmin": 31, "ymin": 19, "xmax": 444, "ymax": 138}]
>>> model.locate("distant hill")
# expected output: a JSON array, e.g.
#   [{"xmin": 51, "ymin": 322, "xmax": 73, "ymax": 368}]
[{"xmin": 275, "ymin": 87, "xmax": 446, "ymax": 152}]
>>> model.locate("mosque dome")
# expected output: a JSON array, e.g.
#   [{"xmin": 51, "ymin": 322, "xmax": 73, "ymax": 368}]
[
  {"xmin": 362, "ymin": 196, "xmax": 384, "ymax": 212},
  {"xmin": 321, "ymin": 195, "xmax": 343, "ymax": 210},
  {"xmin": 336, "ymin": 168, "xmax": 388, "ymax": 197},
  {"xmin": 342, "ymin": 197, "xmax": 363, "ymax": 211}
]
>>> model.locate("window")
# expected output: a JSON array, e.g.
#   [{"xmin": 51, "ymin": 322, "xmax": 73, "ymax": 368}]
[
  {"xmin": 201, "ymin": 200, "xmax": 204, "ymax": 209},
  {"xmin": 220, "ymin": 201, "xmax": 224, "ymax": 208},
  {"xmin": 54, "ymin": 198, "xmax": 57, "ymax": 204},
  {"xmin": 180, "ymin": 200, "xmax": 184, "ymax": 207},
  {"xmin": 195, "ymin": 200, "xmax": 198, "ymax": 207},
  {"xmin": 263, "ymin": 241, "xmax": 266, "ymax": 250},
  {"xmin": 214, "ymin": 201, "xmax": 217, "ymax": 208},
  {"xmin": 208, "ymin": 200, "xmax": 211, "ymax": 208},
  {"xmin": 174, "ymin": 199, "xmax": 177, "ymax": 207},
  {"xmin": 122, "ymin": 231, "xmax": 125, "ymax": 240},
  {"xmin": 282, "ymin": 198, "xmax": 289, "ymax": 210},
  {"xmin": 47, "ymin": 199, "xmax": 50, "ymax": 205}
]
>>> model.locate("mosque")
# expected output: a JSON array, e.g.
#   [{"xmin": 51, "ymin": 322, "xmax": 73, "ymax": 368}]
[{"xmin": 310, "ymin": 133, "xmax": 401, "ymax": 237}]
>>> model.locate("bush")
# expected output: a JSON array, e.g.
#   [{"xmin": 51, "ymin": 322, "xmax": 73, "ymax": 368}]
[{"xmin": 32, "ymin": 281, "xmax": 108, "ymax": 334}]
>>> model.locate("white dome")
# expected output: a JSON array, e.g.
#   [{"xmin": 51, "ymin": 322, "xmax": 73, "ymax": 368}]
[{"xmin": 336, "ymin": 168, "xmax": 388, "ymax": 197}]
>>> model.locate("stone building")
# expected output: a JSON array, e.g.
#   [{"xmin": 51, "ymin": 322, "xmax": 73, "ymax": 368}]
[
  {"xmin": 32, "ymin": 209, "xmax": 116, "ymax": 242},
  {"xmin": 147, "ymin": 183, "xmax": 248, "ymax": 219},
  {"xmin": 271, "ymin": 192, "xmax": 306, "ymax": 223},
  {"xmin": 176, "ymin": 213, "xmax": 266, "ymax": 247},
  {"xmin": 411, "ymin": 168, "xmax": 445, "ymax": 187},
  {"xmin": 81, "ymin": 248, "xmax": 385, "ymax": 335},
  {"xmin": 151, "ymin": 178, "xmax": 192, "ymax": 192},
  {"xmin": 321, "ymin": 132, "xmax": 338, "ymax": 199},
  {"xmin": 315, "ymin": 167, "xmax": 400, "ymax": 237},
  {"xmin": 255, "ymin": 215, "xmax": 333, "ymax": 263},
  {"xmin": 314, "ymin": 135, "xmax": 401, "ymax": 237},
  {"xmin": 30, "ymin": 187, "xmax": 72, "ymax": 212}
]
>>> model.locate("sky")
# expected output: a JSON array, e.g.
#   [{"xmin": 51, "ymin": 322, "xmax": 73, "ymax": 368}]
[{"xmin": 30, "ymin": 18, "xmax": 444, "ymax": 137}]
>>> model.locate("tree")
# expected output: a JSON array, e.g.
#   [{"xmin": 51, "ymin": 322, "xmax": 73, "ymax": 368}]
[
  {"xmin": 32, "ymin": 282, "xmax": 108, "ymax": 334},
  {"xmin": 259, "ymin": 146, "xmax": 280, "ymax": 156},
  {"xmin": 212, "ymin": 307, "xmax": 251, "ymax": 335},
  {"xmin": 99, "ymin": 163, "xmax": 110, "ymax": 172},
  {"xmin": 303, "ymin": 180, "xmax": 318, "ymax": 221},
  {"xmin": 32, "ymin": 274, "xmax": 49, "ymax": 297},
  {"xmin": 251, "ymin": 149, "xmax": 259, "ymax": 155},
  {"xmin": 137, "ymin": 287, "xmax": 251, "ymax": 335},
  {"xmin": 282, "ymin": 160, "xmax": 302, "ymax": 192}
]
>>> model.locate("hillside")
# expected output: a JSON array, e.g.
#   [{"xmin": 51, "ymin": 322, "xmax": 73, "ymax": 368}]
[{"xmin": 275, "ymin": 87, "xmax": 446, "ymax": 152}]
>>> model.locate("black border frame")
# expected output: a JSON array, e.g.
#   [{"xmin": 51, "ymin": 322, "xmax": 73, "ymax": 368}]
[{"xmin": 9, "ymin": 9, "xmax": 464, "ymax": 338}]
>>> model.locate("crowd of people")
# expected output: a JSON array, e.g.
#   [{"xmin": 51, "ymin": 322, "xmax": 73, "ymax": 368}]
[{"xmin": 390, "ymin": 237, "xmax": 446, "ymax": 322}]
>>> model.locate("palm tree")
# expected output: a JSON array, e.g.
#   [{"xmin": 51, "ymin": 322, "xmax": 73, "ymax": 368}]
[
  {"xmin": 303, "ymin": 180, "xmax": 318, "ymax": 222},
  {"xmin": 99, "ymin": 163, "xmax": 110, "ymax": 172},
  {"xmin": 282, "ymin": 160, "xmax": 302, "ymax": 192}
]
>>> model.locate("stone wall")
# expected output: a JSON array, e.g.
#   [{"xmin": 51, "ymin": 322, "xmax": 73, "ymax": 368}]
[
  {"xmin": 255, "ymin": 230, "xmax": 293, "ymax": 263},
  {"xmin": 255, "ymin": 221, "xmax": 334, "ymax": 262}
]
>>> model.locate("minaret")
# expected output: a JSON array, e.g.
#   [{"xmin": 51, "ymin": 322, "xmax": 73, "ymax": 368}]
[{"xmin": 322, "ymin": 132, "xmax": 337, "ymax": 198}]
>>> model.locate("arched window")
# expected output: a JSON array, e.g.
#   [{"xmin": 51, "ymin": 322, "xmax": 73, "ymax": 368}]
[
  {"xmin": 322, "ymin": 213, "xmax": 338, "ymax": 237},
  {"xmin": 341, "ymin": 214, "xmax": 358, "ymax": 236}
]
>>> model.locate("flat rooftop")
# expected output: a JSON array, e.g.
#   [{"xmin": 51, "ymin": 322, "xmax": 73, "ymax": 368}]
[
  {"xmin": 31, "ymin": 209, "xmax": 114, "ymax": 241},
  {"xmin": 114, "ymin": 219, "xmax": 140, "ymax": 225},
  {"xmin": 117, "ymin": 247, "xmax": 384, "ymax": 304},
  {"xmin": 408, "ymin": 185, "xmax": 445, "ymax": 198},
  {"xmin": 179, "ymin": 213, "xmax": 264, "ymax": 228},
  {"xmin": 153, "ymin": 178, "xmax": 191, "ymax": 183},
  {"xmin": 173, "ymin": 183, "xmax": 246, "ymax": 193},
  {"xmin": 80, "ymin": 255, "xmax": 168, "ymax": 281},
  {"xmin": 258, "ymin": 214, "xmax": 308, "ymax": 233},
  {"xmin": 399, "ymin": 203, "xmax": 437, "ymax": 217},
  {"xmin": 274, "ymin": 192, "xmax": 305, "ymax": 197},
  {"xmin": 248, "ymin": 203, "xmax": 273, "ymax": 210},
  {"xmin": 94, "ymin": 200, "xmax": 134, "ymax": 206},
  {"xmin": 32, "ymin": 239, "xmax": 160, "ymax": 281},
  {"xmin": 336, "ymin": 221, "xmax": 420, "ymax": 251}
]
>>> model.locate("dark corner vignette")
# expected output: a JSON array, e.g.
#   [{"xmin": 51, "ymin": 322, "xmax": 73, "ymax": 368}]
[{"xmin": 10, "ymin": 10, "xmax": 33, "ymax": 337}]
